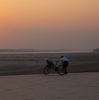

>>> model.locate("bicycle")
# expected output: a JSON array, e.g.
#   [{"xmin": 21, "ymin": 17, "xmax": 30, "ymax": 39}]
[{"xmin": 43, "ymin": 61, "xmax": 65, "ymax": 75}]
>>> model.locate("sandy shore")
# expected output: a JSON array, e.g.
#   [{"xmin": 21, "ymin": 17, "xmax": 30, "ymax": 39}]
[
  {"xmin": 0, "ymin": 52, "xmax": 99, "ymax": 75},
  {"xmin": 0, "ymin": 72, "xmax": 99, "ymax": 100},
  {"xmin": 0, "ymin": 53, "xmax": 99, "ymax": 100}
]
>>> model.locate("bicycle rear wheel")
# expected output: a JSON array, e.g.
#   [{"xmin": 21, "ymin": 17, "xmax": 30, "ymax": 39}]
[
  {"xmin": 43, "ymin": 65, "xmax": 51, "ymax": 75},
  {"xmin": 57, "ymin": 65, "xmax": 65, "ymax": 75}
]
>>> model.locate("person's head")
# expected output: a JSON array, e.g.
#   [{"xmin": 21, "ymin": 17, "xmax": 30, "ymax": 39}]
[
  {"xmin": 44, "ymin": 58, "xmax": 48, "ymax": 61},
  {"xmin": 61, "ymin": 56, "xmax": 64, "ymax": 58}
]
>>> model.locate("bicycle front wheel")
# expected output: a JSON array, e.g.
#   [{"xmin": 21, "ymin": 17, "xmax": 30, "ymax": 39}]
[
  {"xmin": 57, "ymin": 65, "xmax": 65, "ymax": 75},
  {"xmin": 43, "ymin": 65, "xmax": 51, "ymax": 75}
]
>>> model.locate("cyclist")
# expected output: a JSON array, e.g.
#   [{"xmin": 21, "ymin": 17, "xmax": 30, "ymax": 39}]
[{"xmin": 60, "ymin": 56, "xmax": 69, "ymax": 74}]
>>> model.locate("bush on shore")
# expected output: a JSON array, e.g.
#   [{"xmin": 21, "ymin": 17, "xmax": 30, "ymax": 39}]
[{"xmin": 93, "ymin": 48, "xmax": 99, "ymax": 52}]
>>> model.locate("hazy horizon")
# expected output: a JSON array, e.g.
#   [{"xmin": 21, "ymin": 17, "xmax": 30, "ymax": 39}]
[
  {"xmin": 0, "ymin": 0, "xmax": 99, "ymax": 51},
  {"xmin": 0, "ymin": 48, "xmax": 92, "ymax": 51},
  {"xmin": 0, "ymin": 48, "xmax": 91, "ymax": 51}
]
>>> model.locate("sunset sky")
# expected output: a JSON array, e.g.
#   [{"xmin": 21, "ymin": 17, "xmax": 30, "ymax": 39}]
[{"xmin": 0, "ymin": 0, "xmax": 99, "ymax": 50}]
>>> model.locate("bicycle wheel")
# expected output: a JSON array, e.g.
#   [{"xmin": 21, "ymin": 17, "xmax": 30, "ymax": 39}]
[
  {"xmin": 43, "ymin": 65, "xmax": 51, "ymax": 75},
  {"xmin": 57, "ymin": 65, "xmax": 65, "ymax": 75}
]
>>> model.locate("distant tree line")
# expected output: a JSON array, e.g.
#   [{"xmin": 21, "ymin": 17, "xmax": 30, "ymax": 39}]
[{"xmin": 93, "ymin": 48, "xmax": 99, "ymax": 52}]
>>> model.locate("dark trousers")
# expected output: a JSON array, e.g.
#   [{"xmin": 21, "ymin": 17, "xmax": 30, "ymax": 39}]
[{"xmin": 63, "ymin": 61, "xmax": 69, "ymax": 74}]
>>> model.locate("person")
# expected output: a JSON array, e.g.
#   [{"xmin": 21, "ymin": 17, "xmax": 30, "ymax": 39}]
[{"xmin": 60, "ymin": 56, "xmax": 69, "ymax": 74}]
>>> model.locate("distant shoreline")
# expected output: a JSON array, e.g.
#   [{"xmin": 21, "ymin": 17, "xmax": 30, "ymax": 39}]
[
  {"xmin": 0, "ymin": 49, "xmax": 91, "ymax": 52},
  {"xmin": 0, "ymin": 49, "xmax": 91, "ymax": 54}
]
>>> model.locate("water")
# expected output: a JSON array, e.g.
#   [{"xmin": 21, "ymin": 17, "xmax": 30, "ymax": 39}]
[{"xmin": 0, "ymin": 50, "xmax": 91, "ymax": 54}]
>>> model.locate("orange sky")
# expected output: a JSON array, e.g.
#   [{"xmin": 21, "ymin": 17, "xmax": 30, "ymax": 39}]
[{"xmin": 0, "ymin": 0, "xmax": 99, "ymax": 50}]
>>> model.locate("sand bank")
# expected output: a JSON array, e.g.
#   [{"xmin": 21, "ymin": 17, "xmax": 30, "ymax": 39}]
[
  {"xmin": 0, "ymin": 72, "xmax": 99, "ymax": 100},
  {"xmin": 0, "ymin": 52, "xmax": 99, "ymax": 75}
]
